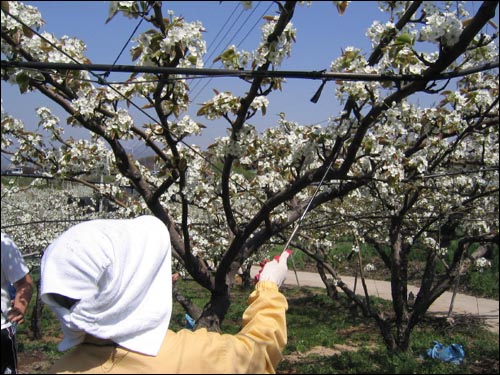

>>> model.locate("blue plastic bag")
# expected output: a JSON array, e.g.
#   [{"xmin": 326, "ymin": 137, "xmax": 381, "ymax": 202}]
[
  {"xmin": 426, "ymin": 341, "xmax": 465, "ymax": 365},
  {"xmin": 185, "ymin": 314, "xmax": 196, "ymax": 330}
]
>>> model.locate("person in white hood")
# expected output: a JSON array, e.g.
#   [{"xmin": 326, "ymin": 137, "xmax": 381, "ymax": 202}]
[{"xmin": 41, "ymin": 215, "xmax": 290, "ymax": 374}]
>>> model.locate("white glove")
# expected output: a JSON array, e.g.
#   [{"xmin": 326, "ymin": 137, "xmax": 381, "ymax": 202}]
[{"xmin": 255, "ymin": 249, "xmax": 292, "ymax": 287}]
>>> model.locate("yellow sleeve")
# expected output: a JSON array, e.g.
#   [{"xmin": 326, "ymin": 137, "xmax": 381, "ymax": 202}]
[
  {"xmin": 225, "ymin": 280, "xmax": 288, "ymax": 373},
  {"xmin": 162, "ymin": 281, "xmax": 288, "ymax": 374}
]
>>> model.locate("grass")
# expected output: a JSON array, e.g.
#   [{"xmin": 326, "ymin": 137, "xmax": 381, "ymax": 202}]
[
  {"xmin": 15, "ymin": 275, "xmax": 499, "ymax": 374},
  {"xmin": 275, "ymin": 287, "xmax": 497, "ymax": 374}
]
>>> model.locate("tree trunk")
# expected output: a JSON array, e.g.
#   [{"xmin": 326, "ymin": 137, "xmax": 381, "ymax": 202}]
[
  {"xmin": 240, "ymin": 263, "xmax": 253, "ymax": 290},
  {"xmin": 194, "ymin": 288, "xmax": 231, "ymax": 332},
  {"xmin": 317, "ymin": 261, "xmax": 338, "ymax": 299},
  {"xmin": 30, "ymin": 276, "xmax": 44, "ymax": 340},
  {"xmin": 374, "ymin": 316, "xmax": 397, "ymax": 352}
]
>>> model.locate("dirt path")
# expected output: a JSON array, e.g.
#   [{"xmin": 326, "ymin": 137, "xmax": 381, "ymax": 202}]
[{"xmin": 251, "ymin": 267, "xmax": 499, "ymax": 334}]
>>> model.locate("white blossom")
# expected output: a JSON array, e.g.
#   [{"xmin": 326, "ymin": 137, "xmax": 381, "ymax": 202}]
[{"xmin": 474, "ymin": 257, "xmax": 492, "ymax": 272}]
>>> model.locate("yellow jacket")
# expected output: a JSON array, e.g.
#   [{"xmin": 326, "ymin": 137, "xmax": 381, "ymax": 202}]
[{"xmin": 49, "ymin": 281, "xmax": 288, "ymax": 374}]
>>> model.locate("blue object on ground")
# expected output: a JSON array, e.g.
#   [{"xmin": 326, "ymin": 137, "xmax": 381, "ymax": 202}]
[
  {"xmin": 185, "ymin": 314, "xmax": 196, "ymax": 330},
  {"xmin": 426, "ymin": 341, "xmax": 465, "ymax": 365},
  {"xmin": 8, "ymin": 283, "xmax": 16, "ymax": 299}
]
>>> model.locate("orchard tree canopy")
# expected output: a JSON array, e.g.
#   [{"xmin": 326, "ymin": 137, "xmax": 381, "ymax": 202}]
[{"xmin": 1, "ymin": 0, "xmax": 498, "ymax": 340}]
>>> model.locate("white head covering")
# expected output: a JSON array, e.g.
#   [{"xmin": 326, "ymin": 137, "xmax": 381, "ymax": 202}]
[{"xmin": 40, "ymin": 215, "xmax": 172, "ymax": 356}]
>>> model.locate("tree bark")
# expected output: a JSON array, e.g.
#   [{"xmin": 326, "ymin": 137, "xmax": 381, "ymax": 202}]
[
  {"xmin": 195, "ymin": 288, "xmax": 231, "ymax": 332},
  {"xmin": 29, "ymin": 276, "xmax": 44, "ymax": 340}
]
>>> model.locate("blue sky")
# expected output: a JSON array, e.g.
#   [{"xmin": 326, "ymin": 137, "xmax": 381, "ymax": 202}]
[{"xmin": 1, "ymin": 1, "xmax": 489, "ymax": 155}]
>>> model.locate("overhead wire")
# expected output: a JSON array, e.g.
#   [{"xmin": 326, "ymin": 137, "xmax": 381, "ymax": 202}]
[
  {"xmin": 190, "ymin": 2, "xmax": 262, "ymax": 102},
  {"xmin": 188, "ymin": 2, "xmax": 241, "ymax": 95},
  {"xmin": 5, "ymin": 59, "xmax": 498, "ymax": 82},
  {"xmin": 236, "ymin": 1, "xmax": 273, "ymax": 47},
  {"xmin": 191, "ymin": 1, "xmax": 275, "ymax": 104},
  {"xmin": 191, "ymin": 2, "xmax": 275, "ymax": 103},
  {"xmin": 108, "ymin": 5, "xmax": 149, "ymax": 69}
]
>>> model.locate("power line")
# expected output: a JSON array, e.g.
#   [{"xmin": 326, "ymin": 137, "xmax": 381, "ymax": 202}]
[
  {"xmin": 204, "ymin": 4, "xmax": 246, "ymax": 65},
  {"xmin": 3, "ymin": 60, "xmax": 498, "ymax": 82},
  {"xmin": 108, "ymin": 3, "xmax": 150, "ymax": 69},
  {"xmin": 189, "ymin": 2, "xmax": 243, "ymax": 95},
  {"xmin": 236, "ymin": 2, "xmax": 273, "ymax": 48},
  {"xmin": 190, "ymin": 2, "xmax": 274, "ymax": 103},
  {"xmin": 190, "ymin": 2, "xmax": 261, "ymax": 100}
]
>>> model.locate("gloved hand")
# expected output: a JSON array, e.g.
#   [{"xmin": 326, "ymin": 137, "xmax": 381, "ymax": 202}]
[{"xmin": 254, "ymin": 249, "xmax": 292, "ymax": 287}]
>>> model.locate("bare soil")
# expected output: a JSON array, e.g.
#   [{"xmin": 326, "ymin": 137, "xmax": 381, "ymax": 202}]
[{"xmin": 17, "ymin": 350, "xmax": 53, "ymax": 374}]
